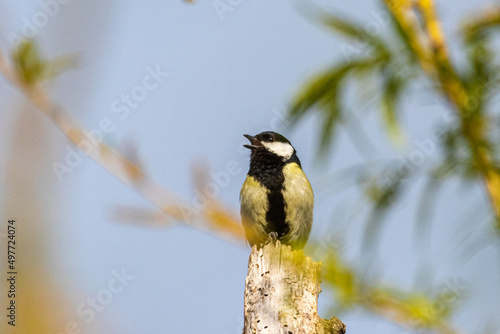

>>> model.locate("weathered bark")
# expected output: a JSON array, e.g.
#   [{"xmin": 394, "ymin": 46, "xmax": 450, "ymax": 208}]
[{"xmin": 243, "ymin": 240, "xmax": 345, "ymax": 334}]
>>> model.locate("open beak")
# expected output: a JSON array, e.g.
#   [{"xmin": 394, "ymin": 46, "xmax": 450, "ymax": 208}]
[{"xmin": 243, "ymin": 134, "xmax": 263, "ymax": 150}]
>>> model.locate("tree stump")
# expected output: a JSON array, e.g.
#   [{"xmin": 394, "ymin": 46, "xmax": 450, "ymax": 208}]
[{"xmin": 243, "ymin": 240, "xmax": 345, "ymax": 334}]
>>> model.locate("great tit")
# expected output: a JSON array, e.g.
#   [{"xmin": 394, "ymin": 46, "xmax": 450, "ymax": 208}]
[{"xmin": 240, "ymin": 131, "xmax": 313, "ymax": 250}]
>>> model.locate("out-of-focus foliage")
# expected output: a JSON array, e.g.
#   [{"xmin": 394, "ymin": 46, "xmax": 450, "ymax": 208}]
[
  {"xmin": 316, "ymin": 244, "xmax": 462, "ymax": 333},
  {"xmin": 291, "ymin": 1, "xmax": 500, "ymax": 333},
  {"xmin": 321, "ymin": 248, "xmax": 359, "ymax": 308},
  {"xmin": 11, "ymin": 39, "xmax": 74, "ymax": 87},
  {"xmin": 1, "ymin": 38, "xmax": 246, "ymax": 333},
  {"xmin": 290, "ymin": 15, "xmax": 417, "ymax": 151},
  {"xmin": 12, "ymin": 40, "xmax": 47, "ymax": 86},
  {"xmin": 291, "ymin": 1, "xmax": 500, "ymax": 222}
]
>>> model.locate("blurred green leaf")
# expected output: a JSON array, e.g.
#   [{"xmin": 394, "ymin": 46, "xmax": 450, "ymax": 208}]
[
  {"xmin": 463, "ymin": 9, "xmax": 500, "ymax": 41},
  {"xmin": 12, "ymin": 40, "xmax": 47, "ymax": 87},
  {"xmin": 291, "ymin": 60, "xmax": 365, "ymax": 118},
  {"xmin": 405, "ymin": 293, "xmax": 443, "ymax": 326},
  {"xmin": 321, "ymin": 15, "xmax": 390, "ymax": 56},
  {"xmin": 319, "ymin": 98, "xmax": 341, "ymax": 152},
  {"xmin": 463, "ymin": 40, "xmax": 491, "ymax": 111},
  {"xmin": 364, "ymin": 171, "xmax": 402, "ymax": 210},
  {"xmin": 290, "ymin": 56, "xmax": 389, "ymax": 154},
  {"xmin": 11, "ymin": 39, "xmax": 75, "ymax": 87},
  {"xmin": 413, "ymin": 177, "xmax": 441, "ymax": 251},
  {"xmin": 360, "ymin": 169, "xmax": 406, "ymax": 258},
  {"xmin": 381, "ymin": 71, "xmax": 407, "ymax": 146},
  {"xmin": 382, "ymin": 4, "xmax": 420, "ymax": 63}
]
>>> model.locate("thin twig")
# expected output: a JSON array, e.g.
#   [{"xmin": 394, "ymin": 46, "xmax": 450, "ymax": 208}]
[{"xmin": 0, "ymin": 48, "xmax": 245, "ymax": 243}]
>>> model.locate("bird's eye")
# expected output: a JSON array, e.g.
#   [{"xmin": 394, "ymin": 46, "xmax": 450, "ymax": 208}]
[{"xmin": 267, "ymin": 136, "xmax": 274, "ymax": 142}]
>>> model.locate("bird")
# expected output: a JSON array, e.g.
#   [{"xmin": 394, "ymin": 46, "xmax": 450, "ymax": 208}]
[{"xmin": 240, "ymin": 131, "xmax": 313, "ymax": 250}]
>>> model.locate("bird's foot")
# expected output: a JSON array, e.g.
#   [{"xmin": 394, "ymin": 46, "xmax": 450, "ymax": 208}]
[{"xmin": 266, "ymin": 232, "xmax": 279, "ymax": 246}]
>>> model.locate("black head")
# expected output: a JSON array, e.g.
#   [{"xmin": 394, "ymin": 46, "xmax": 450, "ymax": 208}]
[{"xmin": 243, "ymin": 131, "xmax": 295, "ymax": 161}]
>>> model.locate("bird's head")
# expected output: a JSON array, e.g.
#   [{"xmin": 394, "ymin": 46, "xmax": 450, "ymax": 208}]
[{"xmin": 243, "ymin": 131, "xmax": 295, "ymax": 161}]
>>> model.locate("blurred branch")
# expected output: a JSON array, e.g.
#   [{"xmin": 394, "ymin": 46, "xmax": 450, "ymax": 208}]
[
  {"xmin": 319, "ymin": 246, "xmax": 464, "ymax": 334},
  {"xmin": 384, "ymin": 0, "xmax": 433, "ymax": 72},
  {"xmin": 364, "ymin": 289, "xmax": 463, "ymax": 334},
  {"xmin": 112, "ymin": 206, "xmax": 176, "ymax": 228},
  {"xmin": 0, "ymin": 43, "xmax": 245, "ymax": 244},
  {"xmin": 418, "ymin": 0, "xmax": 450, "ymax": 66},
  {"xmin": 384, "ymin": 0, "xmax": 500, "ymax": 223},
  {"xmin": 462, "ymin": 7, "xmax": 500, "ymax": 38}
]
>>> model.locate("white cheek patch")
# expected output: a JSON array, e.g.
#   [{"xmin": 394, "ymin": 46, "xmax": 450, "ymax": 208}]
[{"xmin": 263, "ymin": 142, "xmax": 294, "ymax": 160}]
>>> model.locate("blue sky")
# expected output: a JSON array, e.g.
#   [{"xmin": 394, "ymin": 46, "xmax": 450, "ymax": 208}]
[{"xmin": 1, "ymin": 0, "xmax": 499, "ymax": 333}]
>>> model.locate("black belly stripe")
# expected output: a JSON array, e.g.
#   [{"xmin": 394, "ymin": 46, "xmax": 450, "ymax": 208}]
[
  {"xmin": 265, "ymin": 187, "xmax": 288, "ymax": 238},
  {"xmin": 247, "ymin": 149, "xmax": 300, "ymax": 240}
]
